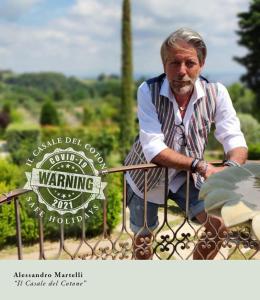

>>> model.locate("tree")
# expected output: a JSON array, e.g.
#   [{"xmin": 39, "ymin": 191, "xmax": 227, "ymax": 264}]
[
  {"xmin": 234, "ymin": 0, "xmax": 260, "ymax": 118},
  {"xmin": 40, "ymin": 100, "xmax": 60, "ymax": 126},
  {"xmin": 53, "ymin": 89, "xmax": 64, "ymax": 101},
  {"xmin": 238, "ymin": 113, "xmax": 260, "ymax": 145},
  {"xmin": 120, "ymin": 0, "xmax": 135, "ymax": 159},
  {"xmin": 82, "ymin": 104, "xmax": 94, "ymax": 126},
  {"xmin": 0, "ymin": 102, "xmax": 11, "ymax": 130},
  {"xmin": 228, "ymin": 82, "xmax": 256, "ymax": 114}
]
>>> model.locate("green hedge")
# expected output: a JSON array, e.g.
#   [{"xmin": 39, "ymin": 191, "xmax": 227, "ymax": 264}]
[
  {"xmin": 0, "ymin": 160, "xmax": 38, "ymax": 248},
  {"xmin": 40, "ymin": 100, "xmax": 60, "ymax": 126},
  {"xmin": 41, "ymin": 125, "xmax": 118, "ymax": 162},
  {"xmin": 238, "ymin": 113, "xmax": 260, "ymax": 145},
  {"xmin": 0, "ymin": 124, "xmax": 122, "ymax": 247},
  {"xmin": 248, "ymin": 143, "xmax": 260, "ymax": 160},
  {"xmin": 0, "ymin": 160, "xmax": 122, "ymax": 248},
  {"xmin": 5, "ymin": 123, "xmax": 41, "ymax": 165}
]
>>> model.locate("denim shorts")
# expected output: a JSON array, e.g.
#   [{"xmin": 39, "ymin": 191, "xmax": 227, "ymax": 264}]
[{"xmin": 126, "ymin": 181, "xmax": 204, "ymax": 235}]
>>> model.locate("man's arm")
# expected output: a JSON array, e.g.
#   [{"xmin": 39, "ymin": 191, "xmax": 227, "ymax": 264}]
[
  {"xmin": 204, "ymin": 146, "xmax": 248, "ymax": 179},
  {"xmin": 152, "ymin": 123, "xmax": 248, "ymax": 179},
  {"xmin": 151, "ymin": 148, "xmax": 193, "ymax": 170},
  {"xmin": 152, "ymin": 146, "xmax": 248, "ymax": 180},
  {"xmin": 225, "ymin": 146, "xmax": 248, "ymax": 164},
  {"xmin": 137, "ymin": 82, "xmax": 169, "ymax": 162}
]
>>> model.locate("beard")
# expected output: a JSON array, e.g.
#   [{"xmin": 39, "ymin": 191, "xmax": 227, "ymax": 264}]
[
  {"xmin": 170, "ymin": 80, "xmax": 195, "ymax": 95},
  {"xmin": 170, "ymin": 78, "xmax": 195, "ymax": 96}
]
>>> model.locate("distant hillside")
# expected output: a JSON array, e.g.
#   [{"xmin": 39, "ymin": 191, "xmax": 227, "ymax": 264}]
[
  {"xmin": 2, "ymin": 72, "xmax": 94, "ymax": 101},
  {"xmin": 0, "ymin": 71, "xmax": 123, "ymax": 103}
]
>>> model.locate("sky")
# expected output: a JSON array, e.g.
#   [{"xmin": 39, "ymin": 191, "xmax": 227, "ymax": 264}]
[{"xmin": 0, "ymin": 0, "xmax": 251, "ymax": 83}]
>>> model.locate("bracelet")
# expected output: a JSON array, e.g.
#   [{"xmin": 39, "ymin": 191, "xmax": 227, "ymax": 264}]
[
  {"xmin": 223, "ymin": 159, "xmax": 241, "ymax": 167},
  {"xmin": 190, "ymin": 158, "xmax": 200, "ymax": 173}
]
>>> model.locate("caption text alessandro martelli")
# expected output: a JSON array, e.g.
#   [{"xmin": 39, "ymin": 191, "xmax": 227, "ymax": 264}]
[{"xmin": 13, "ymin": 271, "xmax": 87, "ymax": 287}]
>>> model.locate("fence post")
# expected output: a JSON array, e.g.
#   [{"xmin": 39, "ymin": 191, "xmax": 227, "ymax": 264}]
[
  {"xmin": 14, "ymin": 197, "xmax": 23, "ymax": 260},
  {"xmin": 38, "ymin": 216, "xmax": 44, "ymax": 259}
]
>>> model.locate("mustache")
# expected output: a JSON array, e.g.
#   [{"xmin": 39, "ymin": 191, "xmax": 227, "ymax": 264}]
[
  {"xmin": 173, "ymin": 76, "xmax": 192, "ymax": 82},
  {"xmin": 172, "ymin": 79, "xmax": 192, "ymax": 85}
]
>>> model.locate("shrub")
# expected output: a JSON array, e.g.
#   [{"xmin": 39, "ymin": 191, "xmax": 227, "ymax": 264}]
[
  {"xmin": 82, "ymin": 105, "xmax": 94, "ymax": 126},
  {"xmin": 248, "ymin": 143, "xmax": 260, "ymax": 160},
  {"xmin": 228, "ymin": 83, "xmax": 256, "ymax": 115},
  {"xmin": 5, "ymin": 123, "xmax": 41, "ymax": 165},
  {"xmin": 0, "ymin": 158, "xmax": 24, "ymax": 187},
  {"xmin": 106, "ymin": 173, "xmax": 122, "ymax": 231},
  {"xmin": 0, "ymin": 183, "xmax": 17, "ymax": 247},
  {"xmin": 0, "ymin": 111, "xmax": 10, "ymax": 130},
  {"xmin": 0, "ymin": 160, "xmax": 38, "ymax": 248},
  {"xmin": 40, "ymin": 127, "xmax": 120, "ymax": 237},
  {"xmin": 40, "ymin": 100, "xmax": 60, "ymax": 126},
  {"xmin": 0, "ymin": 158, "xmax": 122, "ymax": 247},
  {"xmin": 238, "ymin": 113, "xmax": 260, "ymax": 145},
  {"xmin": 10, "ymin": 109, "xmax": 24, "ymax": 124},
  {"xmin": 0, "ymin": 102, "xmax": 11, "ymax": 130},
  {"xmin": 0, "ymin": 123, "xmax": 121, "ymax": 247},
  {"xmin": 41, "ymin": 126, "xmax": 118, "ymax": 162}
]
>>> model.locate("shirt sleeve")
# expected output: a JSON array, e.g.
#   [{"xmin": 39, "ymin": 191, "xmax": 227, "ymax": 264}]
[
  {"xmin": 214, "ymin": 82, "xmax": 248, "ymax": 154},
  {"xmin": 137, "ymin": 82, "xmax": 168, "ymax": 163}
]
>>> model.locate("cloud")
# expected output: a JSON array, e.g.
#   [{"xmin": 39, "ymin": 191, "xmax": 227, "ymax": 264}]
[
  {"xmin": 132, "ymin": 0, "xmax": 250, "ymax": 75},
  {"xmin": 0, "ymin": 0, "xmax": 42, "ymax": 21},
  {"xmin": 0, "ymin": 0, "xmax": 121, "ymax": 75},
  {"xmin": 0, "ymin": 0, "xmax": 251, "ymax": 79},
  {"xmin": 56, "ymin": 0, "xmax": 121, "ymax": 40}
]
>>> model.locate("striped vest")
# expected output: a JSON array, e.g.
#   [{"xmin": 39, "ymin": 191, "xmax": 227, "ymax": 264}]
[{"xmin": 125, "ymin": 73, "xmax": 218, "ymax": 192}]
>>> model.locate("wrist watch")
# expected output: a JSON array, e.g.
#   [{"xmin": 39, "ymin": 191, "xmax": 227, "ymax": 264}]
[{"xmin": 223, "ymin": 159, "xmax": 241, "ymax": 167}]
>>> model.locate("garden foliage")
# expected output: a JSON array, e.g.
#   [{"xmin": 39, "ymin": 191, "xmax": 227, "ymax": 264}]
[
  {"xmin": 235, "ymin": 0, "xmax": 260, "ymax": 120},
  {"xmin": 0, "ymin": 123, "xmax": 121, "ymax": 248},
  {"xmin": 6, "ymin": 123, "xmax": 41, "ymax": 165}
]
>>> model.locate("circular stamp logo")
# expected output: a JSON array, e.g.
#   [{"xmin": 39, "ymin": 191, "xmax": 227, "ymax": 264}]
[{"xmin": 24, "ymin": 137, "xmax": 107, "ymax": 224}]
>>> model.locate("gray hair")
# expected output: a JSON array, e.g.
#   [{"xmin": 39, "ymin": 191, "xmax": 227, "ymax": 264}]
[{"xmin": 160, "ymin": 28, "xmax": 207, "ymax": 65}]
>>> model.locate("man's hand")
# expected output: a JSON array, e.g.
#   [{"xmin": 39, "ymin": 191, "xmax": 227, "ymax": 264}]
[
  {"xmin": 195, "ymin": 161, "xmax": 227, "ymax": 179},
  {"xmin": 201, "ymin": 146, "xmax": 248, "ymax": 179},
  {"xmin": 204, "ymin": 164, "xmax": 227, "ymax": 179}
]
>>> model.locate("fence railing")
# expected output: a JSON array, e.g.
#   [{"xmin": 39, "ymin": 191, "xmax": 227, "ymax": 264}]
[{"xmin": 0, "ymin": 161, "xmax": 260, "ymax": 260}]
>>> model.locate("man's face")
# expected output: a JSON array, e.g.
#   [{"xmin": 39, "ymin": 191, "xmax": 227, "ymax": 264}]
[{"xmin": 163, "ymin": 41, "xmax": 204, "ymax": 97}]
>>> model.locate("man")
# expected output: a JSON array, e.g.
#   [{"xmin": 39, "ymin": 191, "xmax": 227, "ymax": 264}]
[{"xmin": 124, "ymin": 28, "xmax": 248, "ymax": 260}]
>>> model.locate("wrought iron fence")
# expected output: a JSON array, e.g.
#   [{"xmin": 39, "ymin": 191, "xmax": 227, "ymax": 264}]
[{"xmin": 0, "ymin": 162, "xmax": 260, "ymax": 260}]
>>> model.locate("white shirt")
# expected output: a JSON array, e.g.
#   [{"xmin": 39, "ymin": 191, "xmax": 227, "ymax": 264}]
[{"xmin": 126, "ymin": 76, "xmax": 247, "ymax": 204}]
